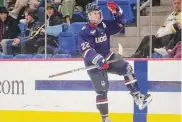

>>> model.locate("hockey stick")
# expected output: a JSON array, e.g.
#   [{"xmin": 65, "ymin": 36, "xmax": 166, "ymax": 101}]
[
  {"xmin": 29, "ymin": 24, "xmax": 45, "ymax": 39},
  {"xmin": 49, "ymin": 57, "xmax": 121, "ymax": 78},
  {"xmin": 49, "ymin": 43, "xmax": 123, "ymax": 78}
]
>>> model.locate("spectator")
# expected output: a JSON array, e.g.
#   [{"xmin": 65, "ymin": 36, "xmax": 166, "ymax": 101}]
[
  {"xmin": 1, "ymin": 8, "xmax": 41, "ymax": 55},
  {"xmin": 71, "ymin": 0, "xmax": 88, "ymax": 23},
  {"xmin": 75, "ymin": 0, "xmax": 94, "ymax": 11},
  {"xmin": 153, "ymin": 41, "xmax": 181, "ymax": 58},
  {"xmin": 154, "ymin": 28, "xmax": 181, "ymax": 55},
  {"xmin": 59, "ymin": 0, "xmax": 92, "ymax": 23},
  {"xmin": 154, "ymin": 7, "xmax": 182, "ymax": 54},
  {"xmin": 156, "ymin": 0, "xmax": 181, "ymax": 38},
  {"xmin": 8, "ymin": 0, "xmax": 31, "ymax": 20},
  {"xmin": 46, "ymin": 2, "xmax": 63, "ymax": 26},
  {"xmin": 168, "ymin": 41, "xmax": 181, "ymax": 58},
  {"xmin": 59, "ymin": 0, "xmax": 76, "ymax": 24},
  {"xmin": 131, "ymin": 0, "xmax": 181, "ymax": 58},
  {"xmin": 33, "ymin": 0, "xmax": 61, "ymax": 8},
  {"xmin": 6, "ymin": 0, "xmax": 16, "ymax": 11},
  {"xmin": 0, "ymin": 6, "xmax": 20, "ymax": 52},
  {"xmin": 32, "ymin": 0, "xmax": 62, "ymax": 25},
  {"xmin": 24, "ymin": 3, "xmax": 62, "ymax": 54}
]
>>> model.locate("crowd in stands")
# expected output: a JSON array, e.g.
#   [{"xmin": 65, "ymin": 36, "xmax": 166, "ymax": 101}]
[
  {"xmin": 131, "ymin": 0, "xmax": 181, "ymax": 58},
  {"xmin": 0, "ymin": 0, "xmax": 95, "ymax": 58},
  {"xmin": 0, "ymin": 0, "xmax": 181, "ymax": 59}
]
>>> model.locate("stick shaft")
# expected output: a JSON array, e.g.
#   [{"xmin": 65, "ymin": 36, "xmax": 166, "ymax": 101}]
[{"xmin": 49, "ymin": 58, "xmax": 120, "ymax": 78}]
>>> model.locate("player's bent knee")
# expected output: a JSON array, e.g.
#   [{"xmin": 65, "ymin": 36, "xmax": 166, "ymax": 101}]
[
  {"xmin": 124, "ymin": 64, "xmax": 139, "ymax": 92},
  {"xmin": 124, "ymin": 64, "xmax": 136, "ymax": 83},
  {"xmin": 125, "ymin": 64, "xmax": 133, "ymax": 74}
]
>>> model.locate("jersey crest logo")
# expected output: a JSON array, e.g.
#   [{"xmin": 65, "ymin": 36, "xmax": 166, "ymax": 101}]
[
  {"xmin": 90, "ymin": 30, "xmax": 96, "ymax": 35},
  {"xmin": 95, "ymin": 34, "xmax": 107, "ymax": 43},
  {"xmin": 101, "ymin": 81, "xmax": 106, "ymax": 87}
]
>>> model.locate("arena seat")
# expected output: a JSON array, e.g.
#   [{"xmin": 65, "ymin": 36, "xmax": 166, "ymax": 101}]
[
  {"xmin": 32, "ymin": 54, "xmax": 53, "ymax": 59},
  {"xmin": 18, "ymin": 24, "xmax": 26, "ymax": 37},
  {"xmin": 0, "ymin": 55, "xmax": 14, "ymax": 59},
  {"xmin": 67, "ymin": 22, "xmax": 87, "ymax": 34},
  {"xmin": 13, "ymin": 54, "xmax": 33, "ymax": 59},
  {"xmin": 66, "ymin": 22, "xmax": 87, "ymax": 51},
  {"xmin": 58, "ymin": 32, "xmax": 77, "ymax": 54},
  {"xmin": 46, "ymin": 24, "xmax": 63, "ymax": 37},
  {"xmin": 72, "ymin": 12, "xmax": 87, "ymax": 23},
  {"xmin": 52, "ymin": 54, "xmax": 72, "ymax": 58},
  {"xmin": 97, "ymin": 0, "xmax": 113, "ymax": 20}
]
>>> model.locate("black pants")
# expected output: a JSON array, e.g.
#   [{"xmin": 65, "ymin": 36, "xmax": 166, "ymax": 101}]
[
  {"xmin": 132, "ymin": 34, "xmax": 174, "ymax": 58},
  {"xmin": 166, "ymin": 29, "xmax": 181, "ymax": 50},
  {"xmin": 24, "ymin": 35, "xmax": 58, "ymax": 54},
  {"xmin": 143, "ymin": 0, "xmax": 160, "ymax": 6}
]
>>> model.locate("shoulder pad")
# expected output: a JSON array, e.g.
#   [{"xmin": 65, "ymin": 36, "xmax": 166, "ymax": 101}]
[{"xmin": 90, "ymin": 29, "xmax": 96, "ymax": 35}]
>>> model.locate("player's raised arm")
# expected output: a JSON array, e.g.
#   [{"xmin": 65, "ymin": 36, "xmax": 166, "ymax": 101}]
[{"xmin": 103, "ymin": 1, "xmax": 125, "ymax": 35}]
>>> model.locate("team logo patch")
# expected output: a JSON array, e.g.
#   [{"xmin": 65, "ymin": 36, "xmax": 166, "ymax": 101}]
[
  {"xmin": 101, "ymin": 81, "xmax": 106, "ymax": 87},
  {"xmin": 90, "ymin": 30, "xmax": 96, "ymax": 35}
]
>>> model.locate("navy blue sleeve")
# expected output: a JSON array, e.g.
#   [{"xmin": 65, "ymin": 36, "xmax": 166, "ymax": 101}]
[
  {"xmin": 103, "ymin": 19, "xmax": 122, "ymax": 35},
  {"xmin": 78, "ymin": 30, "xmax": 103, "ymax": 64},
  {"xmin": 103, "ymin": 8, "xmax": 125, "ymax": 35}
]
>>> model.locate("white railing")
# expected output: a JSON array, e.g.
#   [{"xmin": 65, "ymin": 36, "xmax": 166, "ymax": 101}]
[{"xmin": 44, "ymin": 0, "xmax": 48, "ymax": 59}]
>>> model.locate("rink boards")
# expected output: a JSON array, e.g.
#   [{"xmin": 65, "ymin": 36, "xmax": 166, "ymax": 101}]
[{"xmin": 0, "ymin": 59, "xmax": 181, "ymax": 122}]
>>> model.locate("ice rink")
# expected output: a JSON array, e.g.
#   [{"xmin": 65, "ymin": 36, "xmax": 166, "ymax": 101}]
[{"xmin": 0, "ymin": 59, "xmax": 181, "ymax": 122}]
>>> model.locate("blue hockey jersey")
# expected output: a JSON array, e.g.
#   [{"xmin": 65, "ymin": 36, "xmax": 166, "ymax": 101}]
[{"xmin": 78, "ymin": 14, "xmax": 124, "ymax": 66}]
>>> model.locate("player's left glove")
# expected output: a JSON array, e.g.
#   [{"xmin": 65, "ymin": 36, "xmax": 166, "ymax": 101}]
[{"xmin": 92, "ymin": 54, "xmax": 109, "ymax": 70}]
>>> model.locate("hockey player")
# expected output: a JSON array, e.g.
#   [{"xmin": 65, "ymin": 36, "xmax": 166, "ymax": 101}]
[{"xmin": 78, "ymin": 2, "xmax": 152, "ymax": 122}]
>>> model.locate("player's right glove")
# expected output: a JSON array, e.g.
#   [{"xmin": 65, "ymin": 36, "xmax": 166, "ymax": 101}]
[
  {"xmin": 92, "ymin": 54, "xmax": 109, "ymax": 70},
  {"xmin": 107, "ymin": 1, "xmax": 123, "ymax": 15},
  {"xmin": 97, "ymin": 58, "xmax": 109, "ymax": 70},
  {"xmin": 107, "ymin": 1, "xmax": 117, "ymax": 12}
]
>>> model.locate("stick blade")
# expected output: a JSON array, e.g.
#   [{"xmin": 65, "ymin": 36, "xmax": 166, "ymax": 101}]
[{"xmin": 118, "ymin": 43, "xmax": 123, "ymax": 55}]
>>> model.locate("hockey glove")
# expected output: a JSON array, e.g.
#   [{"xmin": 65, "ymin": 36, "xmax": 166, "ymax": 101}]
[
  {"xmin": 97, "ymin": 58, "xmax": 109, "ymax": 70},
  {"xmin": 107, "ymin": 1, "xmax": 123, "ymax": 16},
  {"xmin": 92, "ymin": 55, "xmax": 109, "ymax": 70},
  {"xmin": 107, "ymin": 2, "xmax": 117, "ymax": 11}
]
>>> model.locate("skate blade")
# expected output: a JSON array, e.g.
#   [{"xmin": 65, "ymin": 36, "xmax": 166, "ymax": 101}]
[{"xmin": 139, "ymin": 95, "xmax": 153, "ymax": 110}]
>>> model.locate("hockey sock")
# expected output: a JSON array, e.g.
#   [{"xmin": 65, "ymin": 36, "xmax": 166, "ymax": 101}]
[{"xmin": 96, "ymin": 93, "xmax": 108, "ymax": 118}]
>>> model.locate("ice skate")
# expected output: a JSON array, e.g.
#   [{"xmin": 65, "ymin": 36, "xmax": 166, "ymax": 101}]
[
  {"xmin": 131, "ymin": 92, "xmax": 152, "ymax": 110},
  {"xmin": 102, "ymin": 117, "xmax": 111, "ymax": 122}
]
